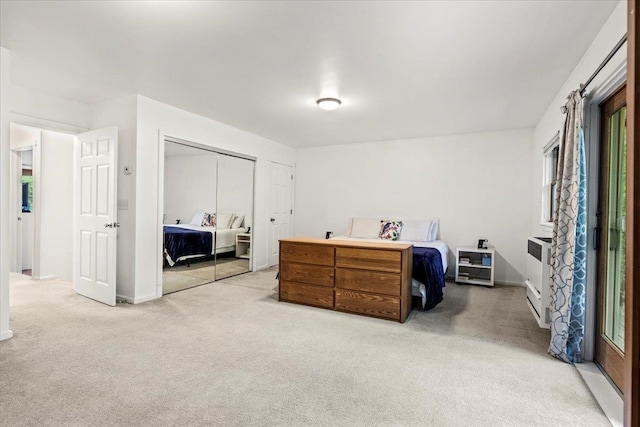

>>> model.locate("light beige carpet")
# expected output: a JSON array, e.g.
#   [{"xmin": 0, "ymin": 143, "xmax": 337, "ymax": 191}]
[
  {"xmin": 0, "ymin": 270, "xmax": 608, "ymax": 426},
  {"xmin": 162, "ymin": 258, "xmax": 250, "ymax": 294}
]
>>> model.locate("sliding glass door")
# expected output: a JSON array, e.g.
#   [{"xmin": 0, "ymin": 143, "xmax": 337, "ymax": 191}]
[{"xmin": 596, "ymin": 85, "xmax": 626, "ymax": 391}]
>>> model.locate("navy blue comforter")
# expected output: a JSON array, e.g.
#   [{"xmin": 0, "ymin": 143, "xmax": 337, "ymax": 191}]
[
  {"xmin": 412, "ymin": 247, "xmax": 446, "ymax": 310},
  {"xmin": 164, "ymin": 226, "xmax": 212, "ymax": 263}
]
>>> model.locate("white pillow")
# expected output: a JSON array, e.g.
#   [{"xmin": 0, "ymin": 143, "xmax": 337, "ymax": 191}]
[
  {"xmin": 344, "ymin": 218, "xmax": 353, "ymax": 236},
  {"xmin": 190, "ymin": 211, "xmax": 205, "ymax": 226},
  {"xmin": 231, "ymin": 214, "xmax": 244, "ymax": 229},
  {"xmin": 217, "ymin": 213, "xmax": 235, "ymax": 229},
  {"xmin": 429, "ymin": 218, "xmax": 440, "ymax": 241},
  {"xmin": 400, "ymin": 220, "xmax": 431, "ymax": 242},
  {"xmin": 349, "ymin": 218, "xmax": 383, "ymax": 238}
]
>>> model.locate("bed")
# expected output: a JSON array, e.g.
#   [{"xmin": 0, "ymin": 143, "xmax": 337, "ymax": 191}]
[
  {"xmin": 330, "ymin": 217, "xmax": 448, "ymax": 311},
  {"xmin": 330, "ymin": 236, "xmax": 447, "ymax": 310},
  {"xmin": 164, "ymin": 224, "xmax": 247, "ymax": 266}
]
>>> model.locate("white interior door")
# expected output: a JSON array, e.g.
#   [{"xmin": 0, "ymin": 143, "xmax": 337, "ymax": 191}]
[
  {"xmin": 268, "ymin": 162, "xmax": 293, "ymax": 266},
  {"xmin": 73, "ymin": 127, "xmax": 118, "ymax": 306},
  {"xmin": 10, "ymin": 149, "xmax": 22, "ymax": 273}
]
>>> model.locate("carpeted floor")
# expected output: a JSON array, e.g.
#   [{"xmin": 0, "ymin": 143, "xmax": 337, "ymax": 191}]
[
  {"xmin": 0, "ymin": 270, "xmax": 608, "ymax": 426},
  {"xmin": 162, "ymin": 258, "xmax": 250, "ymax": 294}
]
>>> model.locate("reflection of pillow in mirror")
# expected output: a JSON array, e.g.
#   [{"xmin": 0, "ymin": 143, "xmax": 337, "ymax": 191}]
[
  {"xmin": 201, "ymin": 213, "xmax": 216, "ymax": 227},
  {"xmin": 231, "ymin": 214, "xmax": 244, "ymax": 229},
  {"xmin": 428, "ymin": 218, "xmax": 440, "ymax": 241},
  {"xmin": 217, "ymin": 213, "xmax": 234, "ymax": 229},
  {"xmin": 190, "ymin": 212, "xmax": 205, "ymax": 225}
]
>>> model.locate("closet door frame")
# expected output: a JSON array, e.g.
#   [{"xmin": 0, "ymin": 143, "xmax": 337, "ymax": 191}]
[
  {"xmin": 156, "ymin": 133, "xmax": 256, "ymax": 297},
  {"xmin": 625, "ymin": 0, "xmax": 639, "ymax": 424}
]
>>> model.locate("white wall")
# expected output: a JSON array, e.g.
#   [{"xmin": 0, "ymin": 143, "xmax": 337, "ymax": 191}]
[
  {"xmin": 89, "ymin": 95, "xmax": 138, "ymax": 302},
  {"xmin": 295, "ymin": 128, "xmax": 534, "ymax": 285},
  {"xmin": 530, "ymin": 0, "xmax": 627, "ymax": 237},
  {"xmin": 0, "ymin": 46, "xmax": 13, "ymax": 340},
  {"xmin": 39, "ymin": 130, "xmax": 74, "ymax": 280},
  {"xmin": 164, "ymin": 153, "xmax": 218, "ymax": 224},
  {"xmin": 135, "ymin": 95, "xmax": 296, "ymax": 303}
]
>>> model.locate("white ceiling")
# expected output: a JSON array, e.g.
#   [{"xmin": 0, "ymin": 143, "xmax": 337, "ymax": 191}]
[{"xmin": 1, "ymin": 1, "xmax": 619, "ymax": 148}]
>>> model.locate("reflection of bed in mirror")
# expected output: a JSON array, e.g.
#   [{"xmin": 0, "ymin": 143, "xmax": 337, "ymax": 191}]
[
  {"xmin": 163, "ymin": 224, "xmax": 247, "ymax": 266},
  {"xmin": 162, "ymin": 140, "xmax": 256, "ymax": 294}
]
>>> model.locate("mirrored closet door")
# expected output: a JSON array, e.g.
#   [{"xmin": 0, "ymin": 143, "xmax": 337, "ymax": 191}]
[
  {"xmin": 162, "ymin": 139, "xmax": 255, "ymax": 294},
  {"xmin": 215, "ymin": 154, "xmax": 255, "ymax": 280},
  {"xmin": 162, "ymin": 142, "xmax": 218, "ymax": 294}
]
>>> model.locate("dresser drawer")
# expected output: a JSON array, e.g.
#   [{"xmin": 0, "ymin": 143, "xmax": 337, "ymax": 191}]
[
  {"xmin": 335, "ymin": 247, "xmax": 401, "ymax": 273},
  {"xmin": 281, "ymin": 262, "xmax": 334, "ymax": 287},
  {"xmin": 335, "ymin": 268, "xmax": 400, "ymax": 296},
  {"xmin": 335, "ymin": 289, "xmax": 400, "ymax": 320},
  {"xmin": 280, "ymin": 242, "xmax": 334, "ymax": 266},
  {"xmin": 280, "ymin": 280, "xmax": 334, "ymax": 309}
]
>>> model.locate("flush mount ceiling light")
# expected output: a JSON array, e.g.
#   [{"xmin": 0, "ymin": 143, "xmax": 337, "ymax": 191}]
[{"xmin": 316, "ymin": 97, "xmax": 342, "ymax": 111}]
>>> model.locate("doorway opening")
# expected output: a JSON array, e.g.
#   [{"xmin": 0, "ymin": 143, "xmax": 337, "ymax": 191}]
[
  {"xmin": 9, "ymin": 123, "xmax": 76, "ymax": 283},
  {"xmin": 20, "ymin": 149, "xmax": 34, "ymax": 276}
]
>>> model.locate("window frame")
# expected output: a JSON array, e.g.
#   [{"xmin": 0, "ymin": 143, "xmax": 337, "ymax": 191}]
[{"xmin": 541, "ymin": 133, "xmax": 560, "ymax": 229}]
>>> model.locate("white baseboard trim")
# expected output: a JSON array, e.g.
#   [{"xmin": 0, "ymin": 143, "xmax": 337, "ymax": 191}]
[
  {"xmin": 133, "ymin": 293, "xmax": 160, "ymax": 304},
  {"xmin": 0, "ymin": 329, "xmax": 14, "ymax": 341},
  {"xmin": 495, "ymin": 280, "xmax": 525, "ymax": 287},
  {"xmin": 33, "ymin": 275, "xmax": 55, "ymax": 281}
]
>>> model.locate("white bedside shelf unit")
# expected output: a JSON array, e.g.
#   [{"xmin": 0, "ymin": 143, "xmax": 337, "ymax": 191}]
[
  {"xmin": 455, "ymin": 246, "xmax": 495, "ymax": 287},
  {"xmin": 235, "ymin": 233, "xmax": 251, "ymax": 259}
]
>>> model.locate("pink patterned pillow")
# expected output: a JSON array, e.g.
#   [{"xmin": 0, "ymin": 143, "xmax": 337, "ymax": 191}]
[{"xmin": 379, "ymin": 220, "xmax": 403, "ymax": 240}]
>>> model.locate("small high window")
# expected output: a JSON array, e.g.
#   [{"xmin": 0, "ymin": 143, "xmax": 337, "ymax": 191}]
[{"xmin": 542, "ymin": 134, "xmax": 560, "ymax": 225}]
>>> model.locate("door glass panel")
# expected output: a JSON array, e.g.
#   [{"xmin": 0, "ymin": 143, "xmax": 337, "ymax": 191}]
[{"xmin": 604, "ymin": 106, "xmax": 626, "ymax": 351}]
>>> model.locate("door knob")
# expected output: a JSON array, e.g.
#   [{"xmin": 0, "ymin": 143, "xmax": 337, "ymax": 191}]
[{"xmin": 270, "ymin": 218, "xmax": 276, "ymax": 222}]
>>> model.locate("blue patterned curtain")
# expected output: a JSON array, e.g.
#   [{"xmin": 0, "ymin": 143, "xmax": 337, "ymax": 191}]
[{"xmin": 548, "ymin": 90, "xmax": 587, "ymax": 363}]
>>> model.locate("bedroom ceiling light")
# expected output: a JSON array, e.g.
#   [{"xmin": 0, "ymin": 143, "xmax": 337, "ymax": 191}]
[{"xmin": 317, "ymin": 98, "xmax": 341, "ymax": 111}]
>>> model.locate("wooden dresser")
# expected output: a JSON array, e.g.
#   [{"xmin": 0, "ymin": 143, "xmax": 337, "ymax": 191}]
[{"xmin": 279, "ymin": 237, "xmax": 413, "ymax": 322}]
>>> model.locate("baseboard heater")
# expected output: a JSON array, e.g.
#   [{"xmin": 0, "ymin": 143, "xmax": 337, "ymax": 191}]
[{"xmin": 526, "ymin": 237, "xmax": 551, "ymax": 329}]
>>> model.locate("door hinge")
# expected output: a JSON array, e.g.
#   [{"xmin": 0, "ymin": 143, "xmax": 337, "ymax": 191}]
[
  {"xmin": 291, "ymin": 174, "xmax": 293, "ymax": 180},
  {"xmin": 290, "ymin": 209, "xmax": 292, "ymax": 214}
]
